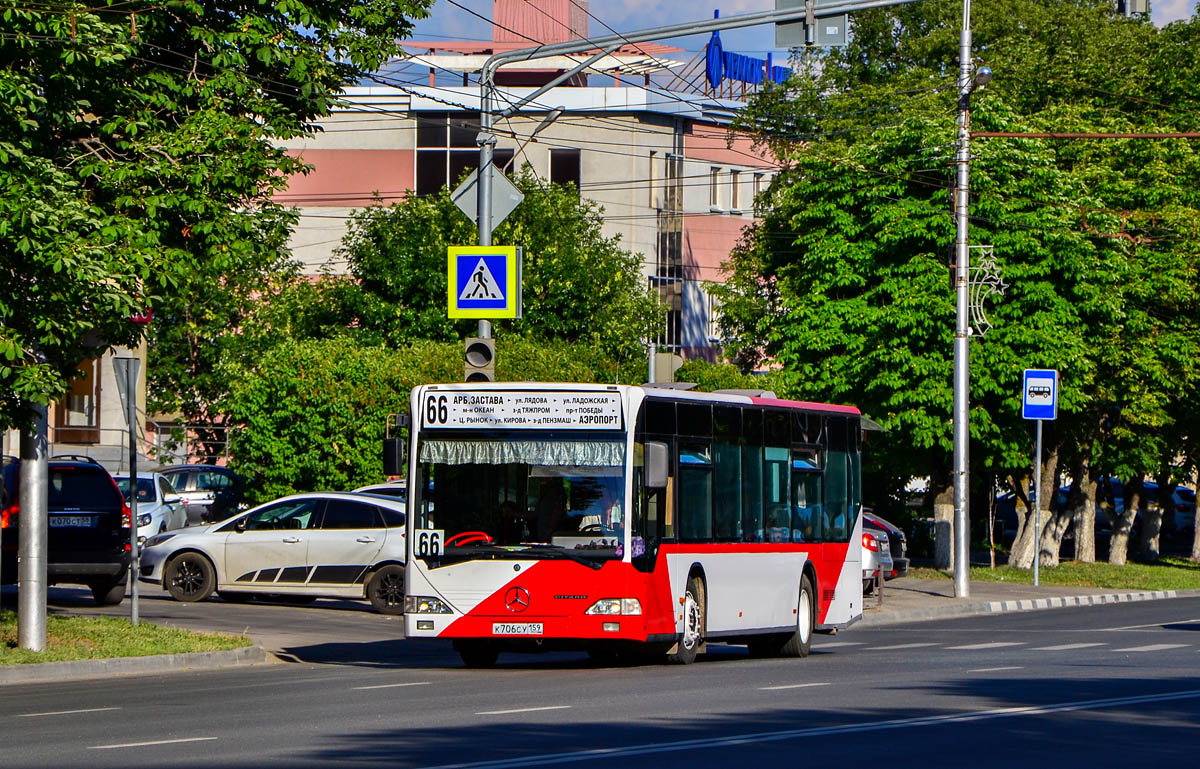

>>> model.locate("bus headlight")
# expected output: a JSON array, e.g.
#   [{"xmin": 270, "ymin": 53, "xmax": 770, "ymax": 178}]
[
  {"xmin": 585, "ymin": 598, "xmax": 642, "ymax": 616},
  {"xmin": 405, "ymin": 595, "xmax": 453, "ymax": 614}
]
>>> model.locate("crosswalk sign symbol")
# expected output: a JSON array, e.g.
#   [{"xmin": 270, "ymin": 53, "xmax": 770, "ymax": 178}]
[{"xmin": 448, "ymin": 246, "xmax": 521, "ymax": 319}]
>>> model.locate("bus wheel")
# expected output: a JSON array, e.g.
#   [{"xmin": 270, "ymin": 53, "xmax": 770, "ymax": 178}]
[
  {"xmin": 669, "ymin": 577, "xmax": 705, "ymax": 665},
  {"xmin": 456, "ymin": 641, "xmax": 499, "ymax": 668},
  {"xmin": 779, "ymin": 574, "xmax": 814, "ymax": 658}
]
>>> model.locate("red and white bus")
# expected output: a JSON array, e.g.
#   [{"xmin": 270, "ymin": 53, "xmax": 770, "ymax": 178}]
[{"xmin": 402, "ymin": 382, "xmax": 866, "ymax": 667}]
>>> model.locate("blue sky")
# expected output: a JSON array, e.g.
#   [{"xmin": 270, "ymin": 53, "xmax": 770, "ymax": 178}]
[{"xmin": 409, "ymin": 0, "xmax": 1199, "ymax": 59}]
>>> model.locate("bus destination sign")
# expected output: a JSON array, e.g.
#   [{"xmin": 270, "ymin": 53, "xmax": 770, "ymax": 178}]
[{"xmin": 422, "ymin": 391, "xmax": 623, "ymax": 429}]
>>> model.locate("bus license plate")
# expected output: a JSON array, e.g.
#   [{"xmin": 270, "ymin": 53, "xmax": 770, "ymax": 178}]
[
  {"xmin": 492, "ymin": 623, "xmax": 543, "ymax": 636},
  {"xmin": 49, "ymin": 515, "xmax": 92, "ymax": 527}
]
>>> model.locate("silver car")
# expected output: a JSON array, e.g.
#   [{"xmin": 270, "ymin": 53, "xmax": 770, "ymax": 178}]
[
  {"xmin": 114, "ymin": 472, "xmax": 188, "ymax": 542},
  {"xmin": 139, "ymin": 492, "xmax": 407, "ymax": 614},
  {"xmin": 862, "ymin": 528, "xmax": 893, "ymax": 596}
]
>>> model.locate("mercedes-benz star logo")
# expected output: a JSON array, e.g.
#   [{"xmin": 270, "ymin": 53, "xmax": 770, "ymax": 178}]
[{"xmin": 504, "ymin": 586, "xmax": 530, "ymax": 613}]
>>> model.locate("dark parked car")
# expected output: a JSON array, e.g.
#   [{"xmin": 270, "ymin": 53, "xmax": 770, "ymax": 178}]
[
  {"xmin": 157, "ymin": 464, "xmax": 247, "ymax": 524},
  {"xmin": 863, "ymin": 511, "xmax": 909, "ymax": 579},
  {"xmin": 1, "ymin": 456, "xmax": 131, "ymax": 605}
]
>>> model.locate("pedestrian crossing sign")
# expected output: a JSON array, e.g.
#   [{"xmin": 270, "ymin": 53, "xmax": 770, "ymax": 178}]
[{"xmin": 447, "ymin": 246, "xmax": 521, "ymax": 319}]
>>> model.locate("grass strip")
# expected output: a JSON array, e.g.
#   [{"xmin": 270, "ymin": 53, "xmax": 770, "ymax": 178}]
[
  {"xmin": 910, "ymin": 558, "xmax": 1200, "ymax": 591},
  {"xmin": 0, "ymin": 610, "xmax": 251, "ymax": 665}
]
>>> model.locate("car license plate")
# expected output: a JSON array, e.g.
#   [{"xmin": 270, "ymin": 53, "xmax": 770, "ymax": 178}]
[
  {"xmin": 492, "ymin": 622, "xmax": 543, "ymax": 636},
  {"xmin": 49, "ymin": 515, "xmax": 93, "ymax": 527}
]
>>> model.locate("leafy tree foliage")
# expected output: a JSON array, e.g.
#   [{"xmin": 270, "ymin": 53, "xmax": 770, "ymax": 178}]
[
  {"xmin": 333, "ymin": 169, "xmax": 664, "ymax": 367},
  {"xmin": 226, "ymin": 336, "xmax": 643, "ymax": 501},
  {"xmin": 0, "ymin": 0, "xmax": 433, "ymax": 434},
  {"xmin": 719, "ymin": 0, "xmax": 1200, "ymax": 565}
]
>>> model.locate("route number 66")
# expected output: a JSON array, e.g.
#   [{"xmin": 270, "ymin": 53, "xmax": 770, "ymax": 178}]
[{"xmin": 415, "ymin": 529, "xmax": 444, "ymax": 557}]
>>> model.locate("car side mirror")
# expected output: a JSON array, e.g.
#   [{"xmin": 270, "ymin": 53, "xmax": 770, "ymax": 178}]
[
  {"xmin": 235, "ymin": 518, "xmax": 247, "ymax": 533},
  {"xmin": 644, "ymin": 441, "xmax": 669, "ymax": 489}
]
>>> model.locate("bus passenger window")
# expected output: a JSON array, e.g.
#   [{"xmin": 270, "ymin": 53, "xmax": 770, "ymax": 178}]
[
  {"xmin": 714, "ymin": 443, "xmax": 741, "ymax": 541},
  {"xmin": 763, "ymin": 446, "xmax": 790, "ymax": 542},
  {"xmin": 741, "ymin": 445, "xmax": 763, "ymax": 542},
  {"xmin": 678, "ymin": 442, "xmax": 713, "ymax": 541}
]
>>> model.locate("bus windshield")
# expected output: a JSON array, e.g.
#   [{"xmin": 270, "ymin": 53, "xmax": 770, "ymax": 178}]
[{"xmin": 415, "ymin": 435, "xmax": 627, "ymax": 562}]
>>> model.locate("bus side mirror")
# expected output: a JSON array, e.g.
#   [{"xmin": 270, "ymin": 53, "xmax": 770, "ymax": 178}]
[
  {"xmin": 383, "ymin": 437, "xmax": 405, "ymax": 477},
  {"xmin": 644, "ymin": 441, "xmax": 668, "ymax": 489}
]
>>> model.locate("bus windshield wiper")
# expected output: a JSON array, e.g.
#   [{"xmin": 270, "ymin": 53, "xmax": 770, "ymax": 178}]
[{"xmin": 517, "ymin": 545, "xmax": 606, "ymax": 569}]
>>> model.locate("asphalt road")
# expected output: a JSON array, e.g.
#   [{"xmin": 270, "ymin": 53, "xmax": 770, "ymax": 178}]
[{"xmin": 3, "ymin": 593, "xmax": 1200, "ymax": 768}]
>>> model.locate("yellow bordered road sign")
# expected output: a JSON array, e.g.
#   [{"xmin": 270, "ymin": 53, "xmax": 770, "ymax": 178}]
[{"xmin": 448, "ymin": 245, "xmax": 521, "ymax": 319}]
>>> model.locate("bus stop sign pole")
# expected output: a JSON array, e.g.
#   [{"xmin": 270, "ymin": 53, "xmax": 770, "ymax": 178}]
[{"xmin": 1022, "ymin": 369, "xmax": 1059, "ymax": 586}]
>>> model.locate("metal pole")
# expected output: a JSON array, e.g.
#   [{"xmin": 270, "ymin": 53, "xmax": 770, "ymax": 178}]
[
  {"xmin": 127, "ymin": 362, "xmax": 139, "ymax": 625},
  {"xmin": 18, "ymin": 405, "xmax": 48, "ymax": 651},
  {"xmin": 1033, "ymin": 419, "xmax": 1042, "ymax": 587},
  {"xmin": 952, "ymin": 0, "xmax": 973, "ymax": 599}
]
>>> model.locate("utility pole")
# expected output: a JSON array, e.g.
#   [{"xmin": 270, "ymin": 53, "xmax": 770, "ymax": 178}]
[
  {"xmin": 952, "ymin": 0, "xmax": 990, "ymax": 598},
  {"xmin": 18, "ymin": 405, "xmax": 48, "ymax": 651}
]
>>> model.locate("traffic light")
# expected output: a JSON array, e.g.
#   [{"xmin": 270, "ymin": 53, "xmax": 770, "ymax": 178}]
[{"xmin": 464, "ymin": 337, "xmax": 495, "ymax": 382}]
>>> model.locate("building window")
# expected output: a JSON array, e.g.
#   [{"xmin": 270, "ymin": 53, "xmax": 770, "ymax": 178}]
[
  {"xmin": 706, "ymin": 290, "xmax": 723, "ymax": 344},
  {"xmin": 549, "ymin": 148, "xmax": 581, "ymax": 189},
  {"xmin": 648, "ymin": 150, "xmax": 657, "ymax": 208},
  {"xmin": 754, "ymin": 172, "xmax": 766, "ymax": 197},
  {"xmin": 709, "ymin": 167, "xmax": 721, "ymax": 209},
  {"xmin": 651, "ymin": 277, "xmax": 682, "ymax": 350},
  {"xmin": 415, "ymin": 112, "xmax": 512, "ymax": 195},
  {"xmin": 54, "ymin": 358, "xmax": 101, "ymax": 444},
  {"xmin": 730, "ymin": 170, "xmax": 741, "ymax": 211}
]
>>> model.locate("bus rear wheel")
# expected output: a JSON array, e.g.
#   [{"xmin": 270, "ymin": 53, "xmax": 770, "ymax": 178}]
[
  {"xmin": 668, "ymin": 576, "xmax": 705, "ymax": 665},
  {"xmin": 779, "ymin": 574, "xmax": 814, "ymax": 658}
]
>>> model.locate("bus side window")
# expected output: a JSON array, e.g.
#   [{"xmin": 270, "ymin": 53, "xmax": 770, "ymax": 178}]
[
  {"xmin": 714, "ymin": 443, "xmax": 741, "ymax": 541},
  {"xmin": 678, "ymin": 441, "xmax": 713, "ymax": 541},
  {"xmin": 763, "ymin": 446, "xmax": 790, "ymax": 542},
  {"xmin": 823, "ymin": 417, "xmax": 850, "ymax": 542},
  {"xmin": 792, "ymin": 446, "xmax": 823, "ymax": 542}
]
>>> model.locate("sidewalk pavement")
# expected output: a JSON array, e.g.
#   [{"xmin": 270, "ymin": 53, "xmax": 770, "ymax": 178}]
[
  {"xmin": 858, "ymin": 575, "xmax": 1200, "ymax": 626},
  {"xmin": 4, "ymin": 578, "xmax": 1199, "ymax": 684}
]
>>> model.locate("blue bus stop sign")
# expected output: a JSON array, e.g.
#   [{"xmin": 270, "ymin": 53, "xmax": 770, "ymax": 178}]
[{"xmin": 1022, "ymin": 369, "xmax": 1059, "ymax": 420}]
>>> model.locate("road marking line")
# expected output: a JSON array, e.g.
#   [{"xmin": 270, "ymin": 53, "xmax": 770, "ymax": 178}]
[
  {"xmin": 1113, "ymin": 643, "xmax": 1189, "ymax": 653},
  {"xmin": 476, "ymin": 705, "xmax": 572, "ymax": 716},
  {"xmin": 967, "ymin": 666, "xmax": 1023, "ymax": 673},
  {"xmin": 945, "ymin": 642, "xmax": 1025, "ymax": 650},
  {"xmin": 1100, "ymin": 619, "xmax": 1200, "ymax": 631},
  {"xmin": 412, "ymin": 689, "xmax": 1200, "ymax": 769},
  {"xmin": 352, "ymin": 681, "xmax": 432, "ymax": 690},
  {"xmin": 815, "ymin": 641, "xmax": 864, "ymax": 648},
  {"xmin": 1031, "ymin": 642, "xmax": 1107, "ymax": 651},
  {"xmin": 869, "ymin": 642, "xmax": 940, "ymax": 651},
  {"xmin": 18, "ymin": 707, "xmax": 120, "ymax": 718},
  {"xmin": 759, "ymin": 682, "xmax": 832, "ymax": 691},
  {"xmin": 90, "ymin": 737, "xmax": 218, "ymax": 750}
]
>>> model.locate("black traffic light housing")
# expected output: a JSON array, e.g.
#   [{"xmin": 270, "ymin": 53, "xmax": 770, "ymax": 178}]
[{"xmin": 464, "ymin": 337, "xmax": 495, "ymax": 382}]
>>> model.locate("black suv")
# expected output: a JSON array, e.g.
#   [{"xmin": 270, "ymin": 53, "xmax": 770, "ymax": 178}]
[{"xmin": 1, "ymin": 457, "xmax": 131, "ymax": 605}]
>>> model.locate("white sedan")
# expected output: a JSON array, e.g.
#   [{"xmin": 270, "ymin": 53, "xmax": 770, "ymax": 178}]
[
  {"xmin": 138, "ymin": 492, "xmax": 407, "ymax": 614},
  {"xmin": 114, "ymin": 472, "xmax": 188, "ymax": 541}
]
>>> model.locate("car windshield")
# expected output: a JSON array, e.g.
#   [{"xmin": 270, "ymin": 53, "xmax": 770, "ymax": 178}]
[
  {"xmin": 415, "ymin": 435, "xmax": 627, "ymax": 564},
  {"xmin": 116, "ymin": 478, "xmax": 155, "ymax": 503}
]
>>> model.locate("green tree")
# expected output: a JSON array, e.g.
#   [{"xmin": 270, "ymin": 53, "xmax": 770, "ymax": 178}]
[
  {"xmin": 721, "ymin": 1, "xmax": 1200, "ymax": 567},
  {"xmin": 0, "ymin": 0, "xmax": 433, "ymax": 435},
  {"xmin": 334, "ymin": 169, "xmax": 664, "ymax": 367}
]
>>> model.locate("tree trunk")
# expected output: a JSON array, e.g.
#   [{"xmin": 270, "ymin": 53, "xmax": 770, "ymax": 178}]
[
  {"xmin": 1034, "ymin": 444, "xmax": 1064, "ymax": 567},
  {"xmin": 1072, "ymin": 464, "xmax": 1098, "ymax": 564},
  {"xmin": 933, "ymin": 482, "xmax": 954, "ymax": 571},
  {"xmin": 1007, "ymin": 474, "xmax": 1034, "ymax": 569},
  {"xmin": 1010, "ymin": 445, "xmax": 1059, "ymax": 570},
  {"xmin": 1108, "ymin": 478, "xmax": 1142, "ymax": 566},
  {"xmin": 1136, "ymin": 478, "xmax": 1170, "ymax": 563}
]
